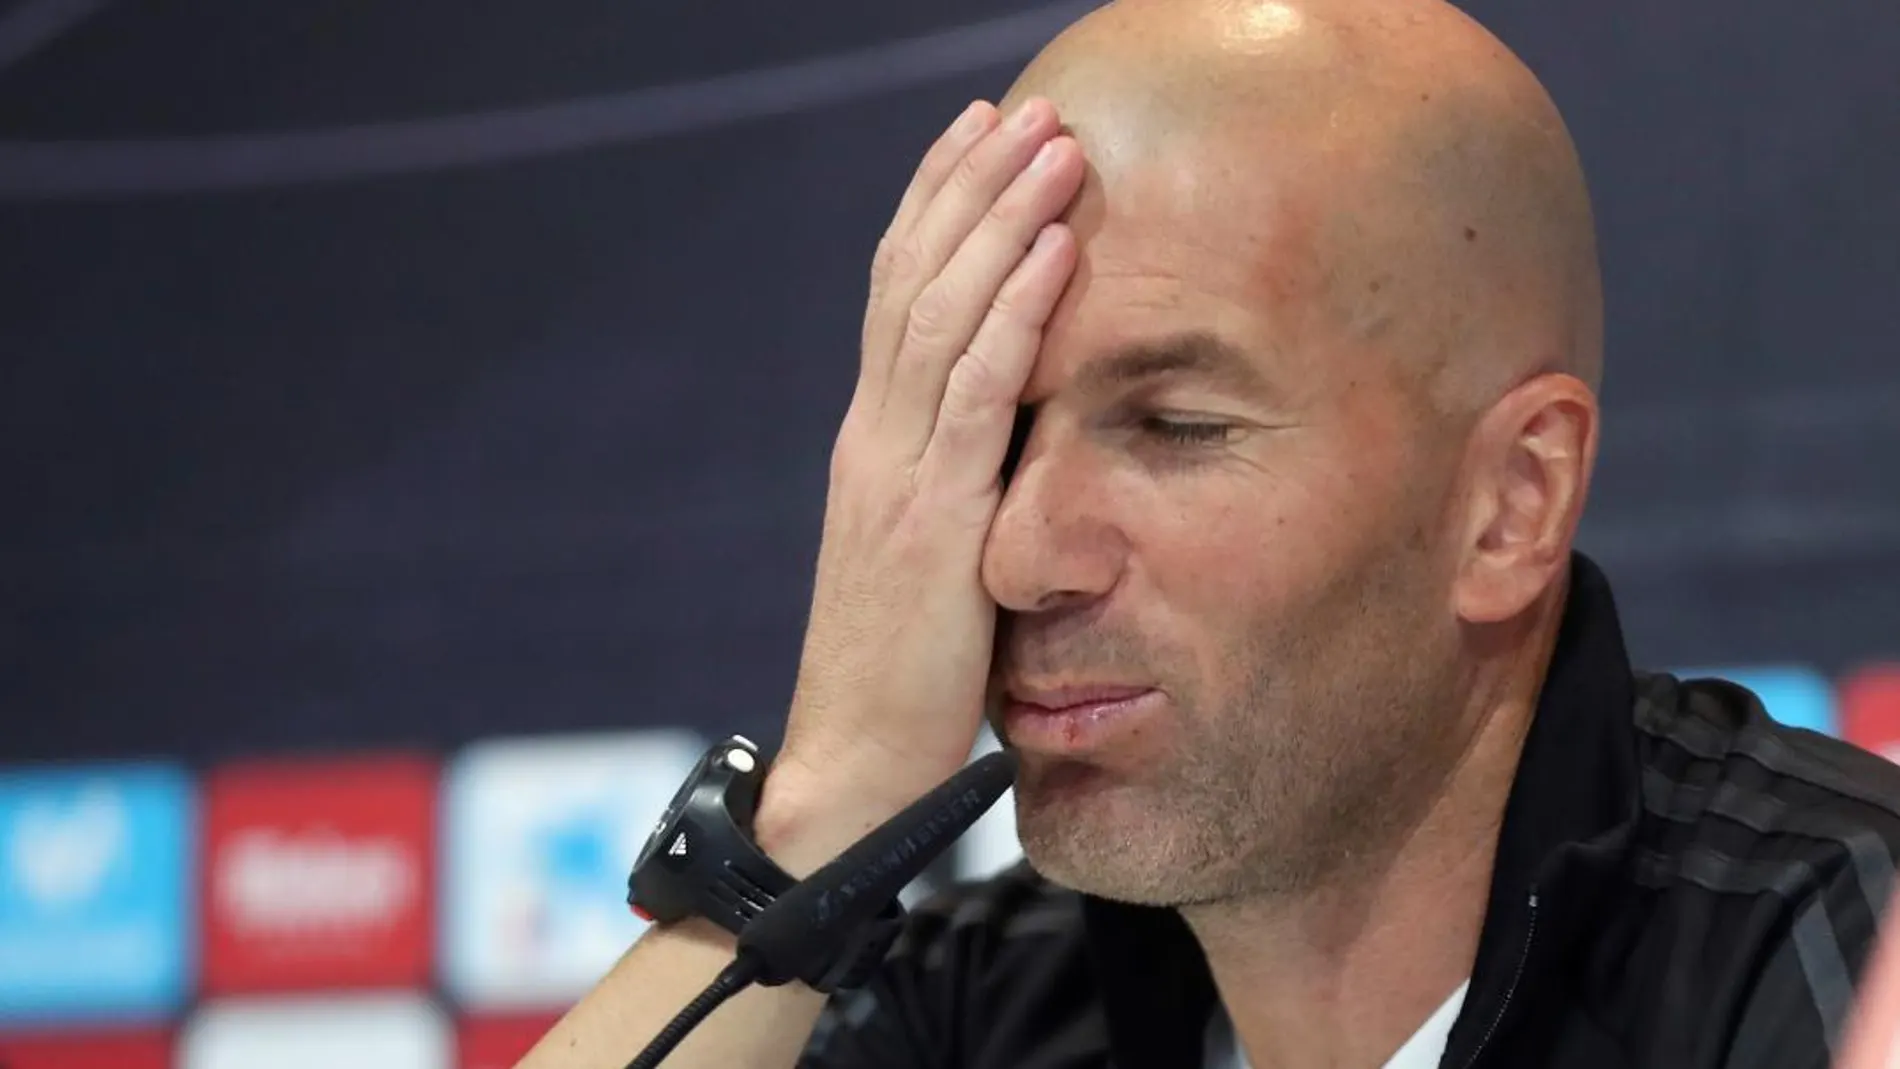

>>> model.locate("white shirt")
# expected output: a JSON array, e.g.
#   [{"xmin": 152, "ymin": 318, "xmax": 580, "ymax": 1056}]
[{"xmin": 1204, "ymin": 979, "xmax": 1471, "ymax": 1069}]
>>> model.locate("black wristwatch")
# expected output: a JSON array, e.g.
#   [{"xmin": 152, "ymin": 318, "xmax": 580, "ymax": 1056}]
[{"xmin": 626, "ymin": 734, "xmax": 906, "ymax": 992}]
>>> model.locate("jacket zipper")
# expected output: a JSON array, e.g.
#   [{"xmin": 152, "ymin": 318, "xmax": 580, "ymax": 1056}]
[{"xmin": 1460, "ymin": 888, "xmax": 1539, "ymax": 1069}]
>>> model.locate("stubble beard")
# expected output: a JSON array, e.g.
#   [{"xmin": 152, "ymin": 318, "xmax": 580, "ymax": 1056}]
[{"xmin": 1009, "ymin": 576, "xmax": 1466, "ymax": 909}]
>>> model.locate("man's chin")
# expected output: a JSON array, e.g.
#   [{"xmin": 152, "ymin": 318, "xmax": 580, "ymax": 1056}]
[
  {"xmin": 1012, "ymin": 774, "xmax": 1200, "ymax": 906},
  {"xmin": 1016, "ymin": 837, "xmax": 1194, "ymax": 907},
  {"xmin": 1014, "ymin": 752, "xmax": 1109, "ymax": 796}
]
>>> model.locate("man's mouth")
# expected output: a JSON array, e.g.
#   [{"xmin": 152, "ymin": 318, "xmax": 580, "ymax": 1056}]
[{"xmin": 999, "ymin": 683, "xmax": 1164, "ymax": 756}]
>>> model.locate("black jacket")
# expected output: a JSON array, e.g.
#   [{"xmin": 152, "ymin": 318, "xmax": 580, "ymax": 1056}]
[{"xmin": 798, "ymin": 555, "xmax": 1900, "ymax": 1068}]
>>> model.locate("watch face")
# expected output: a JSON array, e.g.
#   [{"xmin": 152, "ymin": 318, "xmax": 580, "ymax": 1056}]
[{"xmin": 635, "ymin": 750, "xmax": 713, "ymax": 870}]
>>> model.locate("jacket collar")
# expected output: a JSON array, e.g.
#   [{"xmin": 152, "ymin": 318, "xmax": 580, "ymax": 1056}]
[{"xmin": 1080, "ymin": 551, "xmax": 1645, "ymax": 1068}]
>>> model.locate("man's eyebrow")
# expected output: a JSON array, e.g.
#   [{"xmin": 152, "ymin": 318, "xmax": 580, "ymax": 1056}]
[{"xmin": 1072, "ymin": 331, "xmax": 1277, "ymax": 400}]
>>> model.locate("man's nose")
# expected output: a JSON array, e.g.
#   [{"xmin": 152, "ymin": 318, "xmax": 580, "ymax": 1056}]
[{"xmin": 980, "ymin": 440, "xmax": 1129, "ymax": 615}]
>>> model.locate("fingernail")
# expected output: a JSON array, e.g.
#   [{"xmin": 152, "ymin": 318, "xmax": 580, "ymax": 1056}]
[
  {"xmin": 1028, "ymin": 140, "xmax": 1059, "ymax": 173},
  {"xmin": 1009, "ymin": 100, "xmax": 1044, "ymax": 133},
  {"xmin": 952, "ymin": 101, "xmax": 986, "ymax": 138}
]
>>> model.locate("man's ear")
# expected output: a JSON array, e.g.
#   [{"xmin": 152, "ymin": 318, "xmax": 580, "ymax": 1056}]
[{"xmin": 1451, "ymin": 373, "xmax": 1599, "ymax": 624}]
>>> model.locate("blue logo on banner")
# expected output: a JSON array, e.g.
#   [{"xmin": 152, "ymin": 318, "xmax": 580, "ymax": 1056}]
[
  {"xmin": 0, "ymin": 764, "xmax": 195, "ymax": 1025},
  {"xmin": 1673, "ymin": 664, "xmax": 1838, "ymax": 737}
]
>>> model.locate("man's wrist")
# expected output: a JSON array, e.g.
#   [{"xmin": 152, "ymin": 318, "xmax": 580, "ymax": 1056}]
[
  {"xmin": 751, "ymin": 765, "xmax": 908, "ymax": 880},
  {"xmin": 643, "ymin": 911, "xmax": 740, "ymax": 952}
]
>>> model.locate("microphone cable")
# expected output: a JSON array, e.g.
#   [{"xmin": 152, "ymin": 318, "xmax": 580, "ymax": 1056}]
[
  {"xmin": 623, "ymin": 952, "xmax": 763, "ymax": 1069},
  {"xmin": 623, "ymin": 750, "xmax": 1018, "ymax": 1069}
]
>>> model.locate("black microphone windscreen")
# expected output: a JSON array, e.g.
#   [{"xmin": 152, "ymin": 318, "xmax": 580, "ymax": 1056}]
[{"xmin": 736, "ymin": 749, "xmax": 1019, "ymax": 982}]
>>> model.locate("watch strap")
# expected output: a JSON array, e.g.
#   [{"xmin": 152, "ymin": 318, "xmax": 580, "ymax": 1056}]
[{"xmin": 628, "ymin": 736, "xmax": 909, "ymax": 992}]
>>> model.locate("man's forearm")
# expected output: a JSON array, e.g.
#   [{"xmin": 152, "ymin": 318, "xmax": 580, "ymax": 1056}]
[
  {"xmin": 515, "ymin": 915, "xmax": 829, "ymax": 1069},
  {"xmin": 515, "ymin": 771, "xmax": 909, "ymax": 1069}
]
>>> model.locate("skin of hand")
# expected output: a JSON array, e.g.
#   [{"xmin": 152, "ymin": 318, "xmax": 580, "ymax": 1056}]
[{"xmin": 754, "ymin": 96, "xmax": 1088, "ymax": 871}]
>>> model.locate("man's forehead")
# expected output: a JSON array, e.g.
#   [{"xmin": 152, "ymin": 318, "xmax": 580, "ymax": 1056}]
[
  {"xmin": 1024, "ymin": 160, "xmax": 1342, "ymax": 404},
  {"xmin": 1070, "ymin": 107, "xmax": 1349, "ymax": 285},
  {"xmin": 1027, "ymin": 264, "xmax": 1323, "ymax": 410}
]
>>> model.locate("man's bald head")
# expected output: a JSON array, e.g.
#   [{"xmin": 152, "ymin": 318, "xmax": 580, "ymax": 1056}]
[{"xmin": 1002, "ymin": 0, "xmax": 1602, "ymax": 418}]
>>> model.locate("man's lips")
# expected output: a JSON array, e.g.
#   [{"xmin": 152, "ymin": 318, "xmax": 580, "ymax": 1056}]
[
  {"xmin": 1007, "ymin": 683, "xmax": 1157, "ymax": 710},
  {"xmin": 1000, "ymin": 684, "xmax": 1163, "ymax": 756}
]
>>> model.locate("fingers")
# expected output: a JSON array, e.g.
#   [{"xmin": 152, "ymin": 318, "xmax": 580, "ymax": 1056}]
[
  {"xmin": 861, "ymin": 101, "xmax": 1000, "ymax": 376},
  {"xmin": 877, "ymin": 102, "xmax": 999, "ymax": 295},
  {"xmin": 880, "ymin": 133, "xmax": 1085, "ymax": 457},
  {"xmin": 920, "ymin": 220, "xmax": 1077, "ymax": 501},
  {"xmin": 859, "ymin": 98, "xmax": 1067, "ymax": 427}
]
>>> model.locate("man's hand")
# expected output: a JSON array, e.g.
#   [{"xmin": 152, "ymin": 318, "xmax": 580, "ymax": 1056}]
[
  {"xmin": 509, "ymin": 110, "xmax": 1081, "ymax": 1069},
  {"xmin": 762, "ymin": 97, "xmax": 1085, "ymax": 865},
  {"xmin": 1836, "ymin": 887, "xmax": 1900, "ymax": 1068}
]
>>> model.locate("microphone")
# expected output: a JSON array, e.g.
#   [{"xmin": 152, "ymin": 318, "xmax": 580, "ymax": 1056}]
[
  {"xmin": 738, "ymin": 747, "xmax": 1019, "ymax": 985},
  {"xmin": 624, "ymin": 749, "xmax": 1020, "ymax": 1069}
]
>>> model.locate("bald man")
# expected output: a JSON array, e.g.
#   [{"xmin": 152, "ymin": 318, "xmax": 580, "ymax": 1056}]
[{"xmin": 525, "ymin": 1, "xmax": 1900, "ymax": 1067}]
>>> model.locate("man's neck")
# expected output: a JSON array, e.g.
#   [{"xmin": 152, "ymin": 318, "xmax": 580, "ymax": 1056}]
[{"xmin": 1179, "ymin": 638, "xmax": 1549, "ymax": 1069}]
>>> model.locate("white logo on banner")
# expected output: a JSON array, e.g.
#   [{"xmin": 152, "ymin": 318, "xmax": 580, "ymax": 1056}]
[
  {"xmin": 218, "ymin": 829, "xmax": 416, "ymax": 935},
  {"xmin": 8, "ymin": 785, "xmax": 126, "ymax": 908},
  {"xmin": 441, "ymin": 729, "xmax": 708, "ymax": 1010}
]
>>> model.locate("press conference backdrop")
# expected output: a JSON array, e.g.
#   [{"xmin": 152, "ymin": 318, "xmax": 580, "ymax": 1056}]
[{"xmin": 0, "ymin": 0, "xmax": 1896, "ymax": 1064}]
